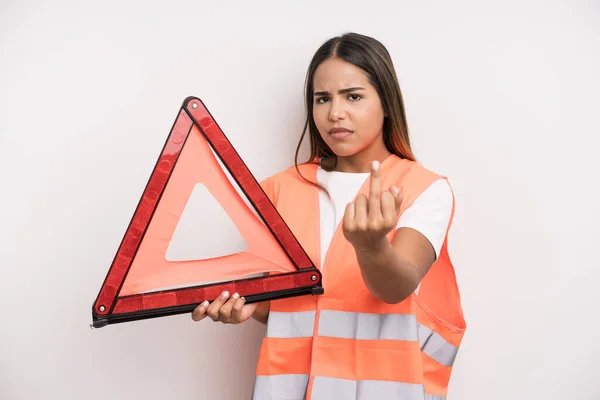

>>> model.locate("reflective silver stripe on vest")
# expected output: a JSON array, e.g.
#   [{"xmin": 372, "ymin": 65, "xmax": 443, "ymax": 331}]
[
  {"xmin": 426, "ymin": 395, "xmax": 446, "ymax": 400},
  {"xmin": 317, "ymin": 310, "xmax": 418, "ymax": 341},
  {"xmin": 312, "ymin": 376, "xmax": 425, "ymax": 399},
  {"xmin": 252, "ymin": 374, "xmax": 308, "ymax": 400},
  {"xmin": 418, "ymin": 324, "xmax": 458, "ymax": 367},
  {"xmin": 266, "ymin": 311, "xmax": 316, "ymax": 338},
  {"xmin": 265, "ymin": 311, "xmax": 458, "ymax": 366}
]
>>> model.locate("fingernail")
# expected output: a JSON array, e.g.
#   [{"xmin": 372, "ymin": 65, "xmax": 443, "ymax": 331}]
[
  {"xmin": 391, "ymin": 186, "xmax": 399, "ymax": 196},
  {"xmin": 222, "ymin": 291, "xmax": 229, "ymax": 298},
  {"xmin": 201, "ymin": 301, "xmax": 209, "ymax": 308},
  {"xmin": 232, "ymin": 293, "xmax": 240, "ymax": 299},
  {"xmin": 372, "ymin": 160, "xmax": 380, "ymax": 172}
]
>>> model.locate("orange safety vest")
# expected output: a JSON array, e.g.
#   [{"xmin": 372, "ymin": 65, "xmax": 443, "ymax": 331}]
[{"xmin": 253, "ymin": 155, "xmax": 466, "ymax": 400}]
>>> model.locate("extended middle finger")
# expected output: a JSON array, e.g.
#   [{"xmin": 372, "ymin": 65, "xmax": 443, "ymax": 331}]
[{"xmin": 369, "ymin": 160, "xmax": 382, "ymax": 218}]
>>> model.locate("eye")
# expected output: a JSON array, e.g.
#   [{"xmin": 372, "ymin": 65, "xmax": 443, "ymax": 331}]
[
  {"xmin": 348, "ymin": 94, "xmax": 362, "ymax": 102},
  {"xmin": 315, "ymin": 97, "xmax": 329, "ymax": 104}
]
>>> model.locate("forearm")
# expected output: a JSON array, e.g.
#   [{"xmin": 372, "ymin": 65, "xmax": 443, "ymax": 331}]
[
  {"xmin": 251, "ymin": 301, "xmax": 270, "ymax": 325},
  {"xmin": 354, "ymin": 238, "xmax": 420, "ymax": 304}
]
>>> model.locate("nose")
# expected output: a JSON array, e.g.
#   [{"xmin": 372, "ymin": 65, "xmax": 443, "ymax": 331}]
[{"xmin": 328, "ymin": 98, "xmax": 347, "ymax": 121}]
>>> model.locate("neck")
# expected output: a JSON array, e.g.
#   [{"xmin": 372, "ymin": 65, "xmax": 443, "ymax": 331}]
[{"xmin": 327, "ymin": 148, "xmax": 392, "ymax": 173}]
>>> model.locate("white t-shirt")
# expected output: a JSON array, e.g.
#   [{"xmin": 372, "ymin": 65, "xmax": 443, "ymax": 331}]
[{"xmin": 316, "ymin": 167, "xmax": 453, "ymax": 270}]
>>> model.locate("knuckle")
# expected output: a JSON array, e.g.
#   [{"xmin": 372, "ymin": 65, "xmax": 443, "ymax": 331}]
[
  {"xmin": 192, "ymin": 306, "xmax": 206, "ymax": 321},
  {"xmin": 233, "ymin": 304, "xmax": 242, "ymax": 313},
  {"xmin": 207, "ymin": 312, "xmax": 218, "ymax": 321},
  {"xmin": 368, "ymin": 221, "xmax": 380, "ymax": 231},
  {"xmin": 383, "ymin": 216, "xmax": 395, "ymax": 227},
  {"xmin": 219, "ymin": 315, "xmax": 230, "ymax": 323},
  {"xmin": 207, "ymin": 307, "xmax": 219, "ymax": 320}
]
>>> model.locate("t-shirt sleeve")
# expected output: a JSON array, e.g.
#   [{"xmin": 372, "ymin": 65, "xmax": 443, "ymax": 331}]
[{"xmin": 396, "ymin": 178, "xmax": 453, "ymax": 258}]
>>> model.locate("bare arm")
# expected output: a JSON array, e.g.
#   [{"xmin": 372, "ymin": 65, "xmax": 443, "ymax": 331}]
[
  {"xmin": 251, "ymin": 301, "xmax": 270, "ymax": 324},
  {"xmin": 354, "ymin": 228, "xmax": 435, "ymax": 304},
  {"xmin": 343, "ymin": 160, "xmax": 436, "ymax": 304}
]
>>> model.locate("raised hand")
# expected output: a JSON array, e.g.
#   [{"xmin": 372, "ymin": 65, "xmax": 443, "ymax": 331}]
[{"xmin": 342, "ymin": 160, "xmax": 403, "ymax": 251}]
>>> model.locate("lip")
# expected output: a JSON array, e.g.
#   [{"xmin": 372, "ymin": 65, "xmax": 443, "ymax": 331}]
[
  {"xmin": 329, "ymin": 127, "xmax": 352, "ymax": 134},
  {"xmin": 328, "ymin": 127, "xmax": 353, "ymax": 139}
]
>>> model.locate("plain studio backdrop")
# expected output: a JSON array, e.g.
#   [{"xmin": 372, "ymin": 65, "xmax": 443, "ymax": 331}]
[{"xmin": 1, "ymin": 0, "xmax": 599, "ymax": 399}]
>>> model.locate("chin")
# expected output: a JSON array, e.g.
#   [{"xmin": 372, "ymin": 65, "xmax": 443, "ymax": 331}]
[{"xmin": 327, "ymin": 144, "xmax": 361, "ymax": 158}]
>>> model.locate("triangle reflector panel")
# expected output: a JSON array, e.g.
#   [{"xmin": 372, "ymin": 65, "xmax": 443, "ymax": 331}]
[
  {"xmin": 165, "ymin": 182, "xmax": 249, "ymax": 262},
  {"xmin": 91, "ymin": 96, "xmax": 323, "ymax": 328}
]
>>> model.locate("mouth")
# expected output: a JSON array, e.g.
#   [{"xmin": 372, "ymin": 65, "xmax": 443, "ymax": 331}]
[{"xmin": 328, "ymin": 128, "xmax": 353, "ymax": 140}]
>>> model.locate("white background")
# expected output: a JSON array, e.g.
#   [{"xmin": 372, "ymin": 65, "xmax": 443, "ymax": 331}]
[{"xmin": 1, "ymin": 0, "xmax": 599, "ymax": 399}]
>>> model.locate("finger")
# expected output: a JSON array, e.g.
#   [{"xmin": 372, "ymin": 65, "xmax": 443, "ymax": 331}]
[
  {"xmin": 218, "ymin": 292, "xmax": 240, "ymax": 322},
  {"xmin": 191, "ymin": 300, "xmax": 210, "ymax": 321},
  {"xmin": 381, "ymin": 191, "xmax": 397, "ymax": 225},
  {"xmin": 231, "ymin": 296, "xmax": 259, "ymax": 323},
  {"xmin": 391, "ymin": 186, "xmax": 403, "ymax": 213},
  {"xmin": 368, "ymin": 160, "xmax": 382, "ymax": 218},
  {"xmin": 354, "ymin": 194, "xmax": 368, "ymax": 229},
  {"xmin": 343, "ymin": 201, "xmax": 356, "ymax": 231},
  {"xmin": 206, "ymin": 291, "xmax": 229, "ymax": 321},
  {"xmin": 230, "ymin": 296, "xmax": 246, "ymax": 322}
]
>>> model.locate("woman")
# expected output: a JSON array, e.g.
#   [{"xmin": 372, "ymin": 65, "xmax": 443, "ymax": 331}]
[{"xmin": 192, "ymin": 32, "xmax": 466, "ymax": 400}]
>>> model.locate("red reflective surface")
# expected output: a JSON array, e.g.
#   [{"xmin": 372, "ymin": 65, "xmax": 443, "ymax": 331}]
[{"xmin": 92, "ymin": 97, "xmax": 321, "ymax": 325}]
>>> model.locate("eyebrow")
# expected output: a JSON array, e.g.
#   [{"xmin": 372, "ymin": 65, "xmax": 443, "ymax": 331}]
[{"xmin": 313, "ymin": 87, "xmax": 366, "ymax": 96}]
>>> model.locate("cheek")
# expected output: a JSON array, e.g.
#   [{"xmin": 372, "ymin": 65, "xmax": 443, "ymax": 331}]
[
  {"xmin": 357, "ymin": 106, "xmax": 384, "ymax": 137},
  {"xmin": 313, "ymin": 108, "xmax": 328, "ymax": 135}
]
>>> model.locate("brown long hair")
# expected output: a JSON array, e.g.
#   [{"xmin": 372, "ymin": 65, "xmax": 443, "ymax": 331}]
[{"xmin": 294, "ymin": 32, "xmax": 416, "ymax": 195}]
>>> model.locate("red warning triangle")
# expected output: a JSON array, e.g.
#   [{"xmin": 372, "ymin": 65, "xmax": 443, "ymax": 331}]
[{"xmin": 91, "ymin": 97, "xmax": 323, "ymax": 328}]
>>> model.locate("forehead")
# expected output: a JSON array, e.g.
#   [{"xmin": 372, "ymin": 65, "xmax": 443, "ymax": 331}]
[{"xmin": 313, "ymin": 57, "xmax": 371, "ymax": 90}]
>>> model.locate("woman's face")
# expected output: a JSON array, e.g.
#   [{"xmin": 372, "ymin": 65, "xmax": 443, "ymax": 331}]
[{"xmin": 312, "ymin": 57, "xmax": 387, "ymax": 160}]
